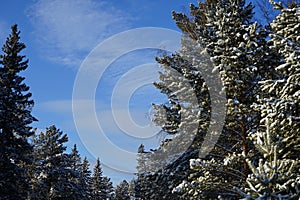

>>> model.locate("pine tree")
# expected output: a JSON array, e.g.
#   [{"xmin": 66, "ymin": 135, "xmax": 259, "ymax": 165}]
[
  {"xmin": 253, "ymin": 0, "xmax": 299, "ymax": 24},
  {"xmin": 69, "ymin": 144, "xmax": 86, "ymax": 199},
  {"xmin": 135, "ymin": 137, "xmax": 199, "ymax": 199},
  {"xmin": 241, "ymin": 119, "xmax": 300, "ymax": 199},
  {"xmin": 134, "ymin": 0, "xmax": 299, "ymax": 199},
  {"xmin": 128, "ymin": 179, "xmax": 136, "ymax": 199},
  {"xmin": 79, "ymin": 157, "xmax": 93, "ymax": 199},
  {"xmin": 138, "ymin": 0, "xmax": 280, "ymax": 198},
  {"xmin": 240, "ymin": 1, "xmax": 300, "ymax": 198},
  {"xmin": 70, "ymin": 144, "xmax": 81, "ymax": 172},
  {"xmin": 30, "ymin": 126, "xmax": 81, "ymax": 199},
  {"xmin": 114, "ymin": 180, "xmax": 130, "ymax": 200},
  {"xmin": 91, "ymin": 158, "xmax": 112, "ymax": 199},
  {"xmin": 0, "ymin": 24, "xmax": 37, "ymax": 199},
  {"xmin": 135, "ymin": 44, "xmax": 210, "ymax": 199},
  {"xmin": 103, "ymin": 176, "xmax": 114, "ymax": 200}
]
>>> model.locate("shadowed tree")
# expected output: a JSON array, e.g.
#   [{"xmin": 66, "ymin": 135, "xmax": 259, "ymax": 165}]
[
  {"xmin": 136, "ymin": 0, "xmax": 282, "ymax": 198},
  {"xmin": 79, "ymin": 157, "xmax": 93, "ymax": 199},
  {"xmin": 241, "ymin": 2, "xmax": 300, "ymax": 198},
  {"xmin": 30, "ymin": 126, "xmax": 81, "ymax": 199},
  {"xmin": 0, "ymin": 24, "xmax": 37, "ymax": 199},
  {"xmin": 91, "ymin": 158, "xmax": 113, "ymax": 199},
  {"xmin": 114, "ymin": 180, "xmax": 130, "ymax": 200}
]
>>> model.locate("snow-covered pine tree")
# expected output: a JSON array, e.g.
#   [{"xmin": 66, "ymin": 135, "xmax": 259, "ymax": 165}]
[
  {"xmin": 136, "ymin": 144, "xmax": 150, "ymax": 173},
  {"xmin": 69, "ymin": 144, "xmax": 87, "ymax": 199},
  {"xmin": 128, "ymin": 179, "xmax": 135, "ymax": 199},
  {"xmin": 91, "ymin": 158, "xmax": 112, "ymax": 200},
  {"xmin": 141, "ymin": 0, "xmax": 276, "ymax": 198},
  {"xmin": 0, "ymin": 24, "xmax": 37, "ymax": 199},
  {"xmin": 70, "ymin": 144, "xmax": 81, "ymax": 172},
  {"xmin": 30, "ymin": 126, "xmax": 81, "ymax": 199},
  {"xmin": 103, "ymin": 176, "xmax": 114, "ymax": 199},
  {"xmin": 135, "ymin": 144, "xmax": 154, "ymax": 199},
  {"xmin": 240, "ymin": 1, "xmax": 300, "ymax": 198},
  {"xmin": 253, "ymin": 0, "xmax": 299, "ymax": 25},
  {"xmin": 134, "ymin": 47, "xmax": 210, "ymax": 198},
  {"xmin": 113, "ymin": 180, "xmax": 130, "ymax": 200},
  {"xmin": 91, "ymin": 158, "xmax": 104, "ymax": 199},
  {"xmin": 240, "ymin": 119, "xmax": 300, "ymax": 199},
  {"xmin": 80, "ymin": 157, "xmax": 93, "ymax": 199}
]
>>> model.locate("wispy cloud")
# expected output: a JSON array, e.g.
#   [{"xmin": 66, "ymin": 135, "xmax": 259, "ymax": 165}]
[
  {"xmin": 37, "ymin": 99, "xmax": 163, "ymax": 172},
  {"xmin": 0, "ymin": 21, "xmax": 10, "ymax": 45},
  {"xmin": 38, "ymin": 100, "xmax": 74, "ymax": 113},
  {"xmin": 38, "ymin": 99, "xmax": 160, "ymax": 135},
  {"xmin": 27, "ymin": 0, "xmax": 131, "ymax": 67}
]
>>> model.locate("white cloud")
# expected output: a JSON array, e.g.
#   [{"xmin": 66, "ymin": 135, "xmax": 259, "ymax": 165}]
[
  {"xmin": 38, "ymin": 100, "xmax": 73, "ymax": 113},
  {"xmin": 0, "ymin": 22, "xmax": 10, "ymax": 45},
  {"xmin": 37, "ymin": 99, "xmax": 163, "ymax": 173},
  {"xmin": 38, "ymin": 99, "xmax": 159, "ymax": 136},
  {"xmin": 38, "ymin": 99, "xmax": 162, "ymax": 142},
  {"xmin": 27, "ymin": 0, "xmax": 131, "ymax": 67}
]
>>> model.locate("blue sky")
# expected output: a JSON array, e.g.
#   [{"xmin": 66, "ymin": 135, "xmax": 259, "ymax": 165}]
[
  {"xmin": 0, "ymin": 0, "xmax": 266, "ymax": 184},
  {"xmin": 0, "ymin": 0, "xmax": 199, "ymax": 184}
]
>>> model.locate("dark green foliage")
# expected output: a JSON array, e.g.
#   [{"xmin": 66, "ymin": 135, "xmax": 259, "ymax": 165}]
[
  {"xmin": 114, "ymin": 180, "xmax": 130, "ymax": 200},
  {"xmin": 1, "ymin": 1, "xmax": 299, "ymax": 199},
  {"xmin": 134, "ymin": 0, "xmax": 299, "ymax": 199},
  {"xmin": 69, "ymin": 144, "xmax": 91, "ymax": 199},
  {"xmin": 30, "ymin": 126, "xmax": 82, "ymax": 199},
  {"xmin": 241, "ymin": 2, "xmax": 300, "ymax": 198},
  {"xmin": 0, "ymin": 24, "xmax": 115, "ymax": 200},
  {"xmin": 79, "ymin": 157, "xmax": 93, "ymax": 199},
  {"xmin": 91, "ymin": 158, "xmax": 113, "ymax": 200},
  {"xmin": 103, "ymin": 176, "xmax": 114, "ymax": 199},
  {"xmin": 135, "ymin": 149, "xmax": 199, "ymax": 200},
  {"xmin": 0, "ymin": 24, "xmax": 37, "ymax": 199},
  {"xmin": 136, "ymin": 0, "xmax": 263, "ymax": 198},
  {"xmin": 30, "ymin": 127, "xmax": 114, "ymax": 199}
]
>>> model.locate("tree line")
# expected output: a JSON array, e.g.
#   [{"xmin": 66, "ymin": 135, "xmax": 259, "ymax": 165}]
[
  {"xmin": 134, "ymin": 0, "xmax": 299, "ymax": 199},
  {"xmin": 0, "ymin": 0, "xmax": 299, "ymax": 199},
  {"xmin": 0, "ymin": 24, "xmax": 134, "ymax": 200}
]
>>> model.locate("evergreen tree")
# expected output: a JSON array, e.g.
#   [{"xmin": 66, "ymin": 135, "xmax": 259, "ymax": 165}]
[
  {"xmin": 103, "ymin": 176, "xmax": 114, "ymax": 200},
  {"xmin": 135, "ymin": 137, "xmax": 199, "ymax": 199},
  {"xmin": 241, "ymin": 119, "xmax": 299, "ymax": 199},
  {"xmin": 254, "ymin": 0, "xmax": 300, "ymax": 24},
  {"xmin": 114, "ymin": 180, "xmax": 130, "ymax": 200},
  {"xmin": 79, "ymin": 157, "xmax": 93, "ymax": 199},
  {"xmin": 137, "ymin": 0, "xmax": 280, "ymax": 198},
  {"xmin": 128, "ymin": 179, "xmax": 136, "ymax": 200},
  {"xmin": 30, "ymin": 126, "xmax": 81, "ymax": 199},
  {"xmin": 70, "ymin": 144, "xmax": 81, "ymax": 172},
  {"xmin": 0, "ymin": 24, "xmax": 37, "ymax": 199},
  {"xmin": 69, "ymin": 144, "xmax": 87, "ymax": 199},
  {"xmin": 135, "ymin": 41, "xmax": 210, "ymax": 199},
  {"xmin": 240, "ymin": 1, "xmax": 300, "ymax": 198},
  {"xmin": 91, "ymin": 158, "xmax": 112, "ymax": 199}
]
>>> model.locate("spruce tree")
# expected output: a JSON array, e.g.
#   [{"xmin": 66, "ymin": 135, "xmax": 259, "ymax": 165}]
[
  {"xmin": 103, "ymin": 176, "xmax": 114, "ymax": 199},
  {"xmin": 137, "ymin": 0, "xmax": 279, "ymax": 198},
  {"xmin": 0, "ymin": 24, "xmax": 37, "ymax": 199},
  {"xmin": 30, "ymin": 126, "xmax": 81, "ymax": 199},
  {"xmin": 241, "ymin": 119, "xmax": 299, "ymax": 199},
  {"xmin": 240, "ymin": 1, "xmax": 300, "ymax": 198},
  {"xmin": 113, "ymin": 180, "xmax": 130, "ymax": 200},
  {"xmin": 70, "ymin": 144, "xmax": 81, "ymax": 172},
  {"xmin": 91, "ymin": 158, "xmax": 113, "ymax": 199},
  {"xmin": 69, "ymin": 144, "xmax": 86, "ymax": 199},
  {"xmin": 134, "ymin": 0, "xmax": 299, "ymax": 199},
  {"xmin": 128, "ymin": 179, "xmax": 136, "ymax": 199},
  {"xmin": 80, "ymin": 157, "xmax": 93, "ymax": 199}
]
